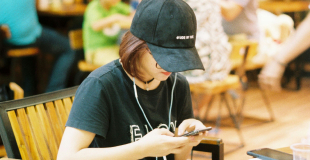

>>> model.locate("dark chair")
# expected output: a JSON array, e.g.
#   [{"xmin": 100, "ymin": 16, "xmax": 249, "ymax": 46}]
[
  {"xmin": 0, "ymin": 25, "xmax": 40, "ymax": 83},
  {"xmin": 0, "ymin": 86, "xmax": 223, "ymax": 160},
  {"xmin": 0, "ymin": 82, "xmax": 24, "ymax": 158}
]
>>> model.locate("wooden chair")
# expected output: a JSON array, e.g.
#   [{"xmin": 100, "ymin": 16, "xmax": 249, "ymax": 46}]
[
  {"xmin": 0, "ymin": 86, "xmax": 224, "ymax": 160},
  {"xmin": 68, "ymin": 29, "xmax": 101, "ymax": 84},
  {"xmin": 189, "ymin": 40, "xmax": 260, "ymax": 149},
  {"xmin": 0, "ymin": 82, "xmax": 24, "ymax": 158},
  {"xmin": 230, "ymin": 40, "xmax": 275, "ymax": 123},
  {"xmin": 0, "ymin": 25, "xmax": 40, "ymax": 82}
]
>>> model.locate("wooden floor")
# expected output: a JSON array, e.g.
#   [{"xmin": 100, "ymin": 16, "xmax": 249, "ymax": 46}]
[{"xmin": 191, "ymin": 77, "xmax": 310, "ymax": 160}]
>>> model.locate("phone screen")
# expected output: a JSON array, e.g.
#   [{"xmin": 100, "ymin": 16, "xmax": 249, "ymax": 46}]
[{"xmin": 247, "ymin": 148, "xmax": 293, "ymax": 160}]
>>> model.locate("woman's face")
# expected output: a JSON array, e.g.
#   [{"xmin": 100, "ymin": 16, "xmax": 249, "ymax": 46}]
[{"xmin": 139, "ymin": 50, "xmax": 172, "ymax": 81}]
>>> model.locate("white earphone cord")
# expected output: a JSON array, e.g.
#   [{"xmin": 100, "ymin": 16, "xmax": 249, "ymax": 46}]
[{"xmin": 133, "ymin": 73, "xmax": 178, "ymax": 160}]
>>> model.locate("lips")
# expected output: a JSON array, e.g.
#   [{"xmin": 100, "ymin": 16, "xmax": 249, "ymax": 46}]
[{"xmin": 162, "ymin": 72, "xmax": 171, "ymax": 76}]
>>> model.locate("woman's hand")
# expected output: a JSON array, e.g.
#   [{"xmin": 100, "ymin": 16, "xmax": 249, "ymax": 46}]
[
  {"xmin": 177, "ymin": 119, "xmax": 209, "ymax": 147},
  {"xmin": 258, "ymin": 59, "xmax": 286, "ymax": 91},
  {"xmin": 136, "ymin": 128, "xmax": 189, "ymax": 157}
]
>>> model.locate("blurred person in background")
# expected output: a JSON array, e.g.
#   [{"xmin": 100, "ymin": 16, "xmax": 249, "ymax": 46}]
[
  {"xmin": 219, "ymin": 0, "xmax": 267, "ymax": 64},
  {"xmin": 0, "ymin": 0, "xmax": 76, "ymax": 96},
  {"xmin": 182, "ymin": 0, "xmax": 232, "ymax": 119},
  {"xmin": 259, "ymin": 13, "xmax": 310, "ymax": 91},
  {"xmin": 220, "ymin": 0, "xmax": 260, "ymax": 41},
  {"xmin": 220, "ymin": 0, "xmax": 295, "ymax": 69},
  {"xmin": 83, "ymin": 0, "xmax": 135, "ymax": 66}
]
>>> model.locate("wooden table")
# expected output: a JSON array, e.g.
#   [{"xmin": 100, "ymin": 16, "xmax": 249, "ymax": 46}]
[
  {"xmin": 277, "ymin": 146, "xmax": 293, "ymax": 154},
  {"xmin": 259, "ymin": 0, "xmax": 310, "ymax": 15},
  {"xmin": 37, "ymin": 3, "xmax": 87, "ymax": 16}
]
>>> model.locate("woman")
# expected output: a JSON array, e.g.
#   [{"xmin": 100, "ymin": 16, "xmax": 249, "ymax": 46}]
[{"xmin": 57, "ymin": 0, "xmax": 210, "ymax": 159}]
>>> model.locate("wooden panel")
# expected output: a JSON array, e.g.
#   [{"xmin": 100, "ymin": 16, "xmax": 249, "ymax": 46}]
[
  {"xmin": 7, "ymin": 48, "xmax": 39, "ymax": 57},
  {"xmin": 259, "ymin": 1, "xmax": 310, "ymax": 14},
  {"xmin": 37, "ymin": 4, "xmax": 86, "ymax": 17},
  {"xmin": 63, "ymin": 97, "xmax": 73, "ymax": 116},
  {"xmin": 54, "ymin": 99, "xmax": 68, "ymax": 130},
  {"xmin": 68, "ymin": 29, "xmax": 83, "ymax": 50},
  {"xmin": 17, "ymin": 108, "xmax": 40, "ymax": 160},
  {"xmin": 7, "ymin": 111, "xmax": 31, "ymax": 160},
  {"xmin": 45, "ymin": 102, "xmax": 63, "ymax": 145},
  {"xmin": 36, "ymin": 104, "xmax": 58, "ymax": 159},
  {"xmin": 26, "ymin": 106, "xmax": 51, "ymax": 159},
  {"xmin": 9, "ymin": 82, "xmax": 24, "ymax": 99},
  {"xmin": 0, "ymin": 145, "xmax": 6, "ymax": 157},
  {"xmin": 78, "ymin": 60, "xmax": 101, "ymax": 72},
  {"xmin": 189, "ymin": 75, "xmax": 241, "ymax": 95}
]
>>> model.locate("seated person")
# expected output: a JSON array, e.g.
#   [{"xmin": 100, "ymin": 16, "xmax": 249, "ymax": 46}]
[
  {"xmin": 83, "ymin": 0, "xmax": 135, "ymax": 66},
  {"xmin": 57, "ymin": 0, "xmax": 211, "ymax": 159},
  {"xmin": 220, "ymin": 0, "xmax": 294, "ymax": 64},
  {"xmin": 0, "ymin": 0, "xmax": 76, "ymax": 96},
  {"xmin": 220, "ymin": 0, "xmax": 260, "ymax": 41},
  {"xmin": 183, "ymin": 0, "xmax": 231, "ymax": 83},
  {"xmin": 259, "ymin": 12, "xmax": 310, "ymax": 91},
  {"xmin": 256, "ymin": 9, "xmax": 294, "ymax": 63},
  {"xmin": 182, "ymin": 0, "xmax": 232, "ymax": 119}
]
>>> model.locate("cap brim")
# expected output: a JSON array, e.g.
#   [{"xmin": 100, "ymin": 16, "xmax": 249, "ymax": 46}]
[{"xmin": 146, "ymin": 42, "xmax": 205, "ymax": 72}]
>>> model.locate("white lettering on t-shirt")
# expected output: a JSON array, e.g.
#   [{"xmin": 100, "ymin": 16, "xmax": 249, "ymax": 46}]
[
  {"xmin": 130, "ymin": 125, "xmax": 142, "ymax": 142},
  {"xmin": 129, "ymin": 121, "xmax": 177, "ymax": 142},
  {"xmin": 144, "ymin": 125, "xmax": 149, "ymax": 133}
]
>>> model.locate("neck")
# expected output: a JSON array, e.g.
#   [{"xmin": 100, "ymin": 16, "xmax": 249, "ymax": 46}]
[
  {"xmin": 141, "ymin": 78, "xmax": 154, "ymax": 91},
  {"xmin": 120, "ymin": 60, "xmax": 160, "ymax": 91}
]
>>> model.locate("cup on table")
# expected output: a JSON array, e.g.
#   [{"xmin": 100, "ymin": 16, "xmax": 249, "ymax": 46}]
[{"xmin": 291, "ymin": 143, "xmax": 310, "ymax": 160}]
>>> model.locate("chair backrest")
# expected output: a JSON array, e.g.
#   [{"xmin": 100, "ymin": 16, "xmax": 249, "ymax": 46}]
[
  {"xmin": 68, "ymin": 29, "xmax": 83, "ymax": 50},
  {"xmin": 229, "ymin": 40, "xmax": 258, "ymax": 70},
  {"xmin": 0, "ymin": 85, "xmax": 223, "ymax": 160},
  {"xmin": 9, "ymin": 82, "xmax": 24, "ymax": 100},
  {"xmin": 0, "ymin": 25, "xmax": 39, "ymax": 58},
  {"xmin": 0, "ymin": 86, "xmax": 78, "ymax": 159},
  {"xmin": 68, "ymin": 29, "xmax": 101, "ymax": 73}
]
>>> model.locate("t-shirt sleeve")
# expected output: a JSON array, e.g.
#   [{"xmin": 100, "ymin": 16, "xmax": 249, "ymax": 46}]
[
  {"xmin": 232, "ymin": 0, "xmax": 250, "ymax": 7},
  {"xmin": 66, "ymin": 77, "xmax": 110, "ymax": 138},
  {"xmin": 176, "ymin": 75, "xmax": 194, "ymax": 127},
  {"xmin": 84, "ymin": 1, "xmax": 104, "ymax": 25}
]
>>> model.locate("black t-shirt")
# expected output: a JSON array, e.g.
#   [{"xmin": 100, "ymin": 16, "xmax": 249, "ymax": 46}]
[{"xmin": 66, "ymin": 59, "xmax": 194, "ymax": 160}]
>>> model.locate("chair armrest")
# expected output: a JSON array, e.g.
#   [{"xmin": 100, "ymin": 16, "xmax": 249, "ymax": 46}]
[
  {"xmin": 9, "ymin": 82, "xmax": 24, "ymax": 100},
  {"xmin": 201, "ymin": 137, "xmax": 223, "ymax": 145}
]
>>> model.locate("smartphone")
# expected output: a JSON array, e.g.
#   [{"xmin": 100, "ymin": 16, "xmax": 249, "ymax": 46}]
[
  {"xmin": 180, "ymin": 127, "xmax": 212, "ymax": 137},
  {"xmin": 247, "ymin": 148, "xmax": 293, "ymax": 160}
]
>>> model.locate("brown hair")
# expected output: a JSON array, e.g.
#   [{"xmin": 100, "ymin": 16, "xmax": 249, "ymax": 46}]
[{"xmin": 119, "ymin": 31, "xmax": 150, "ymax": 81}]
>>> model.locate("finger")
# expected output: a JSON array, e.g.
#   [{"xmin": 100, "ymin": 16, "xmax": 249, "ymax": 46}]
[
  {"xmin": 177, "ymin": 121, "xmax": 191, "ymax": 136},
  {"xmin": 156, "ymin": 128, "xmax": 174, "ymax": 137}
]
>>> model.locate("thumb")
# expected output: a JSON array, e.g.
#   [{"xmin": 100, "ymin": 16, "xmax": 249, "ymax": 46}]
[{"xmin": 177, "ymin": 121, "xmax": 195, "ymax": 136}]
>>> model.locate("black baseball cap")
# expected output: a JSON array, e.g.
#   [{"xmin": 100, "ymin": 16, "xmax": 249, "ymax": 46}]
[{"xmin": 130, "ymin": 0, "xmax": 204, "ymax": 72}]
